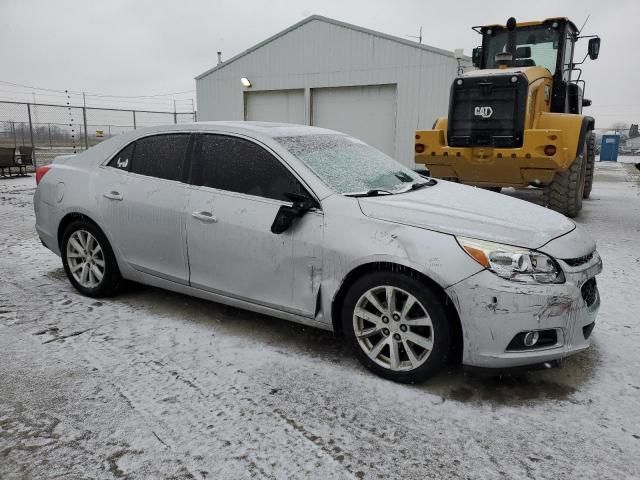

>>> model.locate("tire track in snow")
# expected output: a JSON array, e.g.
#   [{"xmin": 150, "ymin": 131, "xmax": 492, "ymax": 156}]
[{"xmin": 74, "ymin": 316, "xmax": 357, "ymax": 479}]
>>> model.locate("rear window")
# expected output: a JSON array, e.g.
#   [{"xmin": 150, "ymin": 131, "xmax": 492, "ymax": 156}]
[
  {"xmin": 107, "ymin": 143, "xmax": 134, "ymax": 171},
  {"xmin": 130, "ymin": 134, "xmax": 189, "ymax": 181}
]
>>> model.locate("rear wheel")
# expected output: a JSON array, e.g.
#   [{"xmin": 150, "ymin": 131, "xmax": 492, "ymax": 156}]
[
  {"xmin": 61, "ymin": 220, "xmax": 122, "ymax": 297},
  {"xmin": 342, "ymin": 272, "xmax": 451, "ymax": 383},
  {"xmin": 543, "ymin": 139, "xmax": 587, "ymax": 217},
  {"xmin": 583, "ymin": 132, "xmax": 596, "ymax": 198}
]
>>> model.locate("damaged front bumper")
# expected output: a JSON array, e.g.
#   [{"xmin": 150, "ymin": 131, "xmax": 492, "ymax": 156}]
[{"xmin": 446, "ymin": 252, "xmax": 602, "ymax": 369}]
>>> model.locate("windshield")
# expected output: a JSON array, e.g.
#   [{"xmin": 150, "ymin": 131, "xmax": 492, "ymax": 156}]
[
  {"xmin": 275, "ymin": 134, "xmax": 422, "ymax": 194},
  {"xmin": 484, "ymin": 26, "xmax": 561, "ymax": 73}
]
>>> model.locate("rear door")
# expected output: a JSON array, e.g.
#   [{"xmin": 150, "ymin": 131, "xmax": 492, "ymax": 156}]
[
  {"xmin": 185, "ymin": 133, "xmax": 323, "ymax": 316},
  {"xmin": 97, "ymin": 133, "xmax": 192, "ymax": 284}
]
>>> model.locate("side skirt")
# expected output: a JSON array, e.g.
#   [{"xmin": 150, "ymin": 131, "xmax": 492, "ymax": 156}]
[{"xmin": 131, "ymin": 270, "xmax": 334, "ymax": 332}]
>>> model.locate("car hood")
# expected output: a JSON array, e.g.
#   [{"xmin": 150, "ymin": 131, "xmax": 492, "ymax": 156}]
[{"xmin": 357, "ymin": 180, "xmax": 576, "ymax": 249}]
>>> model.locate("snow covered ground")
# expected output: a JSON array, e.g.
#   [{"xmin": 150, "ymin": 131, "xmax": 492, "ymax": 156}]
[{"xmin": 1, "ymin": 161, "xmax": 639, "ymax": 479}]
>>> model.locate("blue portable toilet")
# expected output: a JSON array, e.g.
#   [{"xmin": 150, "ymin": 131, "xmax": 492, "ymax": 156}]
[{"xmin": 600, "ymin": 134, "xmax": 620, "ymax": 161}]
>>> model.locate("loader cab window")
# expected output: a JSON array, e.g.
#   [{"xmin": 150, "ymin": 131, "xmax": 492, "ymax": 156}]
[
  {"xmin": 561, "ymin": 30, "xmax": 575, "ymax": 81},
  {"xmin": 483, "ymin": 26, "xmax": 561, "ymax": 74}
]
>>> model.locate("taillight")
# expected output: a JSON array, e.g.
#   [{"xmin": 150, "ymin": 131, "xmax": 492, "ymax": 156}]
[
  {"xmin": 544, "ymin": 145, "xmax": 557, "ymax": 156},
  {"xmin": 35, "ymin": 165, "xmax": 52, "ymax": 185},
  {"xmin": 415, "ymin": 143, "xmax": 425, "ymax": 154}
]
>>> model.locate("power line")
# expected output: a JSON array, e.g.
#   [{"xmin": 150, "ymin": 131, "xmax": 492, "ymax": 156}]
[{"xmin": 0, "ymin": 79, "xmax": 195, "ymax": 99}]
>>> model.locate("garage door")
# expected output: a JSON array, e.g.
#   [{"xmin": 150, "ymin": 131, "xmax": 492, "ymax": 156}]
[
  {"xmin": 245, "ymin": 89, "xmax": 305, "ymax": 124},
  {"xmin": 311, "ymin": 85, "xmax": 397, "ymax": 157}
]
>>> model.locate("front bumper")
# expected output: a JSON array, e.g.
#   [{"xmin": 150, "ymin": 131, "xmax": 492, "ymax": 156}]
[{"xmin": 446, "ymin": 253, "xmax": 602, "ymax": 369}]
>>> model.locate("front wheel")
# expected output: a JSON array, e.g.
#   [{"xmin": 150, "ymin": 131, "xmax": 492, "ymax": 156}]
[
  {"xmin": 342, "ymin": 272, "xmax": 451, "ymax": 383},
  {"xmin": 61, "ymin": 220, "xmax": 122, "ymax": 297},
  {"xmin": 543, "ymin": 139, "xmax": 587, "ymax": 217}
]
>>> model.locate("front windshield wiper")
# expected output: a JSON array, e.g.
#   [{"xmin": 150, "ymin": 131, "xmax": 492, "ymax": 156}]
[
  {"xmin": 344, "ymin": 189, "xmax": 395, "ymax": 197},
  {"xmin": 345, "ymin": 179, "xmax": 437, "ymax": 197},
  {"xmin": 398, "ymin": 178, "xmax": 438, "ymax": 193}
]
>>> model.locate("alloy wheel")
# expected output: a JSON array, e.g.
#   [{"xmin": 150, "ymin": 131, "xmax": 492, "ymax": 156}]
[
  {"xmin": 66, "ymin": 230, "xmax": 105, "ymax": 289},
  {"xmin": 353, "ymin": 285, "xmax": 434, "ymax": 371}
]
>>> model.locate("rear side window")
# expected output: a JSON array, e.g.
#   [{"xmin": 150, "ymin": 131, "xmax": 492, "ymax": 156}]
[
  {"xmin": 192, "ymin": 134, "xmax": 307, "ymax": 201},
  {"xmin": 108, "ymin": 143, "xmax": 134, "ymax": 171},
  {"xmin": 130, "ymin": 134, "xmax": 190, "ymax": 181}
]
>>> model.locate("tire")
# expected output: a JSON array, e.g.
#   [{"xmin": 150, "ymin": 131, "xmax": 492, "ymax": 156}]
[
  {"xmin": 583, "ymin": 131, "xmax": 596, "ymax": 199},
  {"xmin": 61, "ymin": 219, "xmax": 122, "ymax": 297},
  {"xmin": 341, "ymin": 271, "xmax": 451, "ymax": 383},
  {"xmin": 481, "ymin": 187, "xmax": 502, "ymax": 193},
  {"xmin": 543, "ymin": 139, "xmax": 587, "ymax": 217}
]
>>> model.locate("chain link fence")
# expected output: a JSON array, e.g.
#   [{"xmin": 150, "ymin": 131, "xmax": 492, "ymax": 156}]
[{"xmin": 0, "ymin": 101, "xmax": 196, "ymax": 169}]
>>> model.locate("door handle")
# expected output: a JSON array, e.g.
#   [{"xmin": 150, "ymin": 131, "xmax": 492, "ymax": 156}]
[
  {"xmin": 103, "ymin": 191, "xmax": 123, "ymax": 201},
  {"xmin": 192, "ymin": 210, "xmax": 218, "ymax": 223}
]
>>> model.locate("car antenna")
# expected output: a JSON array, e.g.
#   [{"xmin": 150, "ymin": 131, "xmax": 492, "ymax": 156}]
[{"xmin": 578, "ymin": 14, "xmax": 591, "ymax": 35}]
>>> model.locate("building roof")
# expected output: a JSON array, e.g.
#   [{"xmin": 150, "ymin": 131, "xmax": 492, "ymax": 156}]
[{"xmin": 195, "ymin": 15, "xmax": 462, "ymax": 80}]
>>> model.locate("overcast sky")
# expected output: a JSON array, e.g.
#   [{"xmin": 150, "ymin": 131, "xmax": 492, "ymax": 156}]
[{"xmin": 1, "ymin": 0, "xmax": 638, "ymax": 127}]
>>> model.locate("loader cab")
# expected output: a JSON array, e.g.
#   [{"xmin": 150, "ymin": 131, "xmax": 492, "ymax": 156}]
[{"xmin": 471, "ymin": 18, "xmax": 600, "ymax": 115}]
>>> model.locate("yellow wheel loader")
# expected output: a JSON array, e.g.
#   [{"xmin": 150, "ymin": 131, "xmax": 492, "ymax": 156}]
[{"xmin": 415, "ymin": 17, "xmax": 601, "ymax": 217}]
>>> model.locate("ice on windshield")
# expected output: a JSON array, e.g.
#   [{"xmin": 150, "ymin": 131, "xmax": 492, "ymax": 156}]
[{"xmin": 275, "ymin": 134, "xmax": 421, "ymax": 194}]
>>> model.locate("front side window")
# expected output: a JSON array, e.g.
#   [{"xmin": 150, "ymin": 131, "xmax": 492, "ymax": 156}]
[
  {"xmin": 192, "ymin": 134, "xmax": 307, "ymax": 202},
  {"xmin": 129, "ymin": 134, "xmax": 190, "ymax": 181},
  {"xmin": 275, "ymin": 134, "xmax": 421, "ymax": 195},
  {"xmin": 484, "ymin": 27, "xmax": 561, "ymax": 73}
]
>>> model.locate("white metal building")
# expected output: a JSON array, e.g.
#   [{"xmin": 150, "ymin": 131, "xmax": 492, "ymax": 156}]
[{"xmin": 195, "ymin": 15, "xmax": 467, "ymax": 166}]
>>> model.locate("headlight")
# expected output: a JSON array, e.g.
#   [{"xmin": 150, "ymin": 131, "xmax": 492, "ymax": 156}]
[{"xmin": 457, "ymin": 237, "xmax": 564, "ymax": 284}]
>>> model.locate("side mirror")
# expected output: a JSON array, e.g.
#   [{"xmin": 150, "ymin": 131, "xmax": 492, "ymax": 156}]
[
  {"xmin": 271, "ymin": 204, "xmax": 303, "ymax": 234},
  {"xmin": 588, "ymin": 37, "xmax": 600, "ymax": 60},
  {"xmin": 270, "ymin": 192, "xmax": 316, "ymax": 234},
  {"xmin": 472, "ymin": 47, "xmax": 483, "ymax": 68}
]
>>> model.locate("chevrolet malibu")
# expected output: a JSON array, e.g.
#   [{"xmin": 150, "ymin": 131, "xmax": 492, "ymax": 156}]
[{"xmin": 34, "ymin": 122, "xmax": 602, "ymax": 383}]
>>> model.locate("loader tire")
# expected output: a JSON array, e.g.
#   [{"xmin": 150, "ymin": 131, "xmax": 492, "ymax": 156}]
[
  {"xmin": 583, "ymin": 132, "xmax": 596, "ymax": 199},
  {"xmin": 543, "ymin": 139, "xmax": 587, "ymax": 218}
]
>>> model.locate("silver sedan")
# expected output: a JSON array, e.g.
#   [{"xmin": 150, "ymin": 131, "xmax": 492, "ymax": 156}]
[{"xmin": 34, "ymin": 122, "xmax": 602, "ymax": 383}]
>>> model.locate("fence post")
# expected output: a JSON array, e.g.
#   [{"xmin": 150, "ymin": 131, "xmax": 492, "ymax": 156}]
[
  {"xmin": 83, "ymin": 107, "xmax": 89, "ymax": 149},
  {"xmin": 27, "ymin": 103, "xmax": 36, "ymax": 167},
  {"xmin": 132, "ymin": 110, "xmax": 137, "ymax": 130}
]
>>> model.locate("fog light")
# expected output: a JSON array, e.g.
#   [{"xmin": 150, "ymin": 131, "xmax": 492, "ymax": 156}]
[
  {"xmin": 506, "ymin": 329, "xmax": 558, "ymax": 351},
  {"xmin": 523, "ymin": 331, "xmax": 540, "ymax": 347},
  {"xmin": 544, "ymin": 145, "xmax": 556, "ymax": 156}
]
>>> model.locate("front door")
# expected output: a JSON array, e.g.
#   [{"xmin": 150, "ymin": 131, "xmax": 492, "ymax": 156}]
[{"xmin": 185, "ymin": 133, "xmax": 323, "ymax": 316}]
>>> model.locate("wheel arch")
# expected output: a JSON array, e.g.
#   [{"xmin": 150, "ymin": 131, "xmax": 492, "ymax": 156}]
[
  {"xmin": 57, "ymin": 212, "xmax": 107, "ymax": 251},
  {"xmin": 538, "ymin": 113, "xmax": 595, "ymax": 164},
  {"xmin": 330, "ymin": 262, "xmax": 463, "ymax": 363},
  {"xmin": 577, "ymin": 116, "xmax": 595, "ymax": 157}
]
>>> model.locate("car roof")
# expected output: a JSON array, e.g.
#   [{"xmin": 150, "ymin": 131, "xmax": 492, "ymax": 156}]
[{"xmin": 131, "ymin": 121, "xmax": 342, "ymax": 139}]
